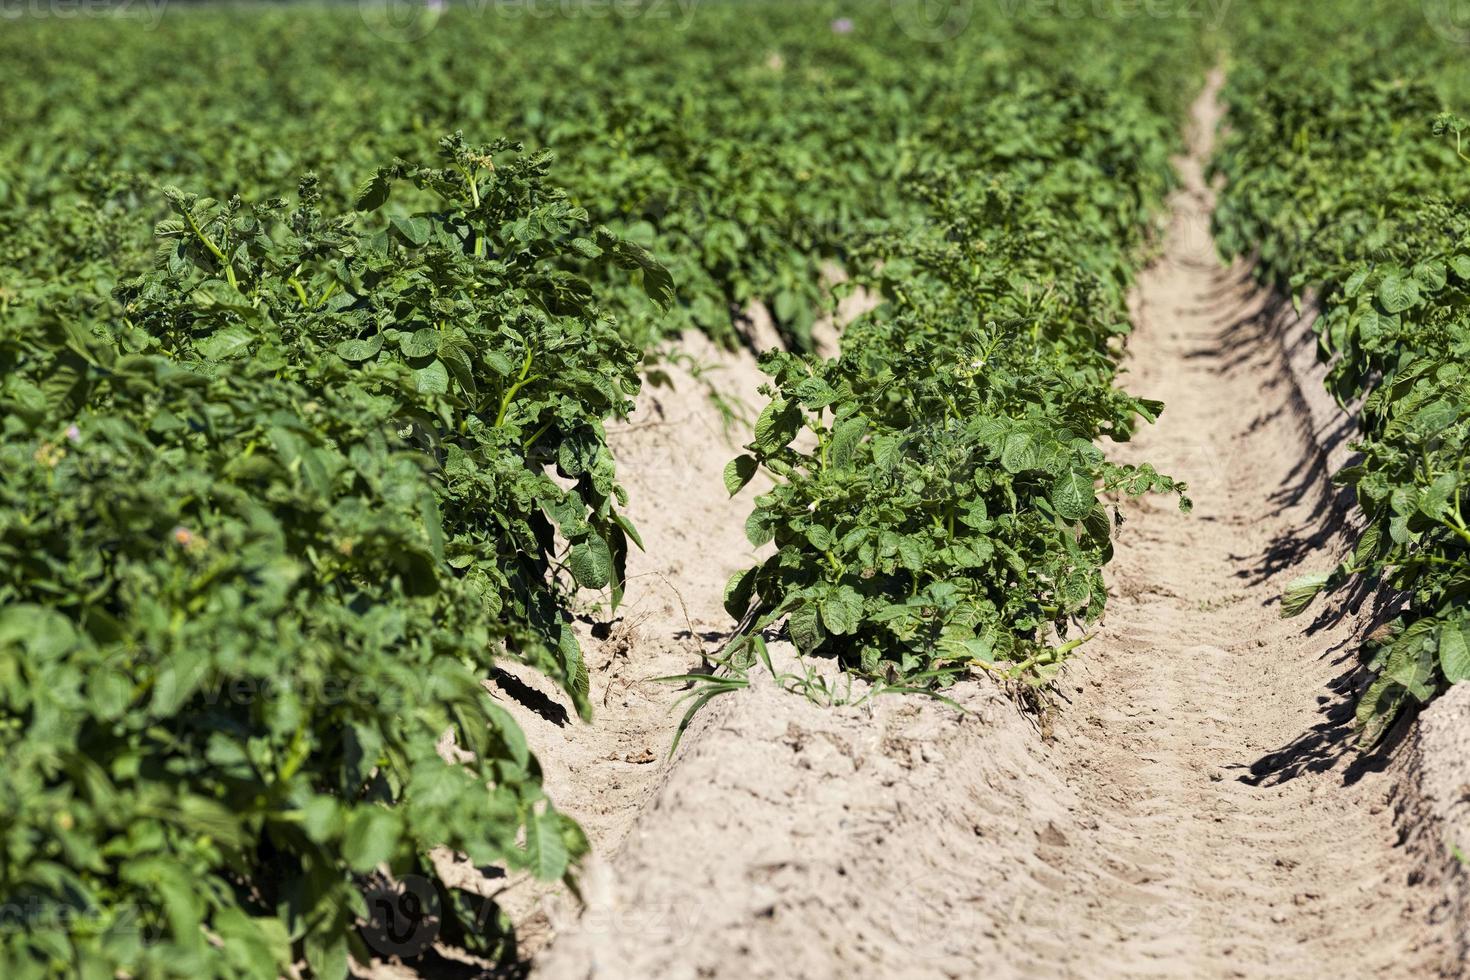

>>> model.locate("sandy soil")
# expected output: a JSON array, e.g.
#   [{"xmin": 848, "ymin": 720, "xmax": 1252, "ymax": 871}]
[
  {"xmin": 514, "ymin": 73, "xmax": 1470, "ymax": 979},
  {"xmin": 480, "ymin": 328, "xmax": 778, "ymax": 952},
  {"xmin": 480, "ymin": 270, "xmax": 879, "ymax": 953}
]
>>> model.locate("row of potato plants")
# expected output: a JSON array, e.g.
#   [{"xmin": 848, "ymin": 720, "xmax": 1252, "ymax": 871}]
[
  {"xmin": 721, "ymin": 80, "xmax": 1192, "ymax": 684},
  {"xmin": 1210, "ymin": 0, "xmax": 1470, "ymax": 741},
  {"xmin": 0, "ymin": 0, "xmax": 1207, "ymax": 354},
  {"xmin": 0, "ymin": 137, "xmax": 669, "ymax": 977}
]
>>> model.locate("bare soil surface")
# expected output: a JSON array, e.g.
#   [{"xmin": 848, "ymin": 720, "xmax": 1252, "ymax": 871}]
[
  {"xmin": 997, "ymin": 70, "xmax": 1452, "ymax": 978},
  {"xmin": 485, "ymin": 329, "xmax": 777, "ymax": 951},
  {"xmin": 483, "ymin": 271, "xmax": 880, "ymax": 954},
  {"xmin": 364, "ymin": 328, "xmax": 780, "ymax": 978},
  {"xmin": 509, "ymin": 74, "xmax": 1470, "ymax": 979}
]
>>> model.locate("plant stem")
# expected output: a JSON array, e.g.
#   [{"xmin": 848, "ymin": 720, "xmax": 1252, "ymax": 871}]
[
  {"xmin": 494, "ymin": 347, "xmax": 538, "ymax": 427},
  {"xmin": 287, "ymin": 276, "xmax": 310, "ymax": 307},
  {"xmin": 183, "ymin": 208, "xmax": 237, "ymax": 291}
]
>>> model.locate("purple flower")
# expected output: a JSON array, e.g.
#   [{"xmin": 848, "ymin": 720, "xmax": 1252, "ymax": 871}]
[
  {"xmin": 64, "ymin": 424, "xmax": 81, "ymax": 445},
  {"xmin": 831, "ymin": 17, "xmax": 854, "ymax": 34}
]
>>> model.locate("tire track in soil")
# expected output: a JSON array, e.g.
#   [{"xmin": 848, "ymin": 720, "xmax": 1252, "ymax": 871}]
[{"xmin": 1007, "ymin": 70, "xmax": 1448, "ymax": 978}]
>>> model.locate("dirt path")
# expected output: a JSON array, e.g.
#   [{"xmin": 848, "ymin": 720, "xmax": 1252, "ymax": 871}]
[
  {"xmin": 995, "ymin": 69, "xmax": 1449, "ymax": 978},
  {"xmin": 523, "ymin": 74, "xmax": 1463, "ymax": 979}
]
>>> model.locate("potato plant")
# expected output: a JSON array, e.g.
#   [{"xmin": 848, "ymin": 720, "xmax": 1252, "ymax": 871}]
[
  {"xmin": 723, "ymin": 87, "xmax": 1190, "ymax": 686},
  {"xmin": 1212, "ymin": 1, "xmax": 1470, "ymax": 740},
  {"xmin": 0, "ymin": 138, "xmax": 668, "ymax": 978}
]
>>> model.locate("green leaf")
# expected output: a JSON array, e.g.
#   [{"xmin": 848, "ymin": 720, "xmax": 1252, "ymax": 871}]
[
  {"xmin": 343, "ymin": 807, "xmax": 401, "ymax": 872},
  {"xmin": 486, "ymin": 351, "xmax": 514, "ymax": 376},
  {"xmin": 600, "ymin": 232, "xmax": 675, "ymax": 312},
  {"xmin": 525, "ymin": 811, "xmax": 571, "ymax": 881},
  {"xmin": 567, "ymin": 535, "xmax": 613, "ymax": 589},
  {"xmin": 753, "ymin": 398, "xmax": 803, "ymax": 455},
  {"xmin": 1342, "ymin": 267, "xmax": 1370, "ymax": 298},
  {"xmin": 723, "ymin": 566, "xmax": 758, "ymax": 620},
  {"xmin": 787, "ymin": 602, "xmax": 825, "ymax": 653},
  {"xmin": 570, "ymin": 237, "xmax": 603, "ymax": 259},
  {"xmin": 440, "ymin": 341, "xmax": 477, "ymax": 394},
  {"xmin": 1000, "ymin": 429, "xmax": 1041, "ymax": 473},
  {"xmin": 151, "ymin": 647, "xmax": 207, "ymax": 715},
  {"xmin": 794, "ymin": 376, "xmax": 839, "ymax": 409},
  {"xmin": 335, "ymin": 334, "xmax": 384, "ymax": 362},
  {"xmin": 413, "ymin": 360, "xmax": 450, "ymax": 394},
  {"xmin": 355, "ymin": 170, "xmax": 392, "ymax": 211},
  {"xmin": 805, "ymin": 524, "xmax": 834, "ymax": 550},
  {"xmin": 1440, "ymin": 622, "xmax": 1470, "ymax": 685},
  {"xmin": 819, "ymin": 586, "xmax": 863, "ymax": 635},
  {"xmin": 1413, "ymin": 260, "xmax": 1447, "ymax": 292},
  {"xmin": 1051, "ymin": 468, "xmax": 1096, "ymax": 522},
  {"xmin": 561, "ymin": 627, "xmax": 591, "ymax": 709},
  {"xmin": 299, "ymin": 796, "xmax": 344, "ymax": 844},
  {"xmin": 400, "ymin": 327, "xmax": 440, "ymax": 358},
  {"xmin": 1387, "ymin": 643, "xmax": 1437, "ymax": 703},
  {"xmin": 195, "ymin": 325, "xmax": 255, "ymax": 361},
  {"xmin": 1418, "ymin": 473, "xmax": 1458, "ymax": 521},
  {"xmin": 124, "ymin": 857, "xmax": 206, "ymax": 955},
  {"xmin": 215, "ymin": 907, "xmax": 291, "ymax": 978},
  {"xmin": 419, "ymin": 489, "xmax": 445, "ymax": 563},
  {"xmin": 1376, "ymin": 272, "xmax": 1421, "ymax": 314},
  {"xmin": 745, "ymin": 508, "xmax": 776, "ymax": 548},
  {"xmin": 871, "ymin": 433, "xmax": 902, "ymax": 471},
  {"xmin": 1280, "ymin": 572, "xmax": 1329, "ymax": 618},
  {"xmin": 829, "ymin": 416, "xmax": 866, "ymax": 471},
  {"xmin": 614, "ymin": 511, "xmax": 645, "ymax": 552},
  {"xmin": 1351, "ymin": 522, "xmax": 1382, "ymax": 567},
  {"xmin": 896, "ymin": 535, "xmax": 926, "ymax": 571},
  {"xmin": 724, "ymin": 455, "xmax": 758, "ymax": 496},
  {"xmin": 88, "ymin": 669, "xmax": 133, "ymax": 721},
  {"xmin": 389, "ymin": 213, "xmax": 431, "ymax": 246},
  {"xmin": 305, "ymin": 916, "xmax": 350, "ymax": 980},
  {"xmin": 1356, "ymin": 671, "xmax": 1406, "ymax": 746}
]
